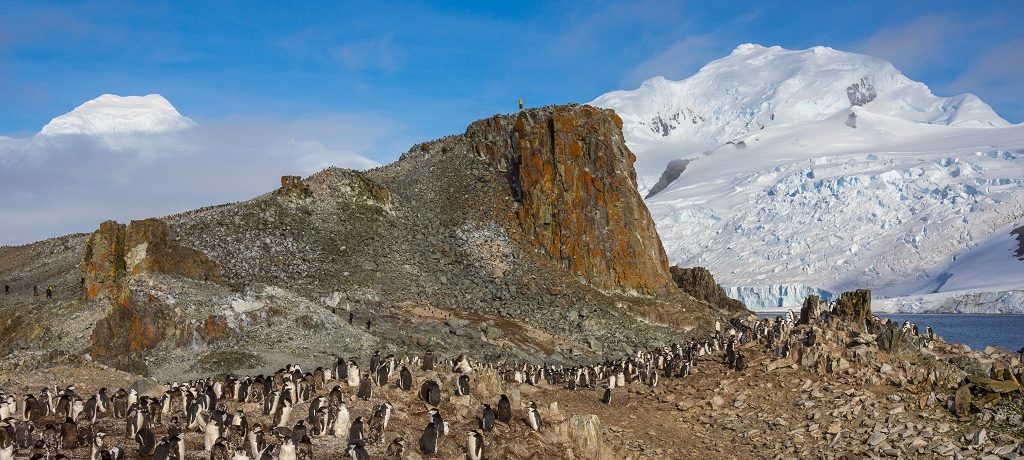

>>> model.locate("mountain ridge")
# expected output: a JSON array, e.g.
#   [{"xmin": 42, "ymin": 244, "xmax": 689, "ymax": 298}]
[{"xmin": 591, "ymin": 44, "xmax": 1024, "ymax": 313}]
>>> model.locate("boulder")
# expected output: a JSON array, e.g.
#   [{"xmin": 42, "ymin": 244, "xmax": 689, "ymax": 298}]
[
  {"xmin": 953, "ymin": 384, "xmax": 973, "ymax": 419},
  {"xmin": 130, "ymin": 378, "xmax": 167, "ymax": 398},
  {"xmin": 561, "ymin": 414, "xmax": 603, "ymax": 458},
  {"xmin": 967, "ymin": 375, "xmax": 1021, "ymax": 394}
]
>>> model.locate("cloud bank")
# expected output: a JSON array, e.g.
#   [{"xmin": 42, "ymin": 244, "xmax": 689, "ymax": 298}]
[{"xmin": 0, "ymin": 114, "xmax": 399, "ymax": 245}]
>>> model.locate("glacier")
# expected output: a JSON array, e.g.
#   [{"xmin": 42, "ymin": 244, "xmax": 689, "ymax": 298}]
[{"xmin": 591, "ymin": 44, "xmax": 1024, "ymax": 313}]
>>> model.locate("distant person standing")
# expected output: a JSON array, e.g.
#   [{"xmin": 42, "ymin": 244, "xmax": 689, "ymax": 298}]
[
  {"xmin": 46, "ymin": 286, "xmax": 53, "ymax": 299},
  {"xmin": 3, "ymin": 284, "xmax": 8, "ymax": 295},
  {"xmin": 33, "ymin": 285, "xmax": 38, "ymax": 296}
]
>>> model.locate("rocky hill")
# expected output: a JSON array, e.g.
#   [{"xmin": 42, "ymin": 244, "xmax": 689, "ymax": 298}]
[{"xmin": 0, "ymin": 104, "xmax": 740, "ymax": 380}]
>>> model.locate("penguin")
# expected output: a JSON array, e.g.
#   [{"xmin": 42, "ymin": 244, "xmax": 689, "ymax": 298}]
[
  {"xmin": 245, "ymin": 424, "xmax": 265, "ymax": 459},
  {"xmin": 291, "ymin": 421, "xmax": 307, "ymax": 445},
  {"xmin": 296, "ymin": 435, "xmax": 313, "ymax": 460},
  {"xmin": 204, "ymin": 416, "xmax": 222, "ymax": 451},
  {"xmin": 420, "ymin": 380, "xmax": 441, "ymax": 406},
  {"xmin": 418, "ymin": 422, "xmax": 438, "ymax": 455},
  {"xmin": 273, "ymin": 399, "xmax": 292, "ymax": 428},
  {"xmin": 496, "ymin": 394, "xmax": 512, "ymax": 423},
  {"xmin": 398, "ymin": 366, "xmax": 413, "ymax": 391},
  {"xmin": 357, "ymin": 374, "xmax": 373, "ymax": 401},
  {"xmin": 346, "ymin": 442, "xmax": 370, "ymax": 460},
  {"xmin": 367, "ymin": 406, "xmax": 386, "ymax": 446},
  {"xmin": 15, "ymin": 420, "xmax": 35, "ymax": 449},
  {"xmin": 456, "ymin": 374, "xmax": 471, "ymax": 396},
  {"xmin": 327, "ymin": 386, "xmax": 345, "ymax": 407},
  {"xmin": 277, "ymin": 438, "xmax": 296, "ymax": 460},
  {"xmin": 526, "ymin": 402, "xmax": 542, "ymax": 431},
  {"xmin": 385, "ymin": 437, "xmax": 406, "ymax": 457},
  {"xmin": 467, "ymin": 430, "xmax": 484, "ymax": 460},
  {"xmin": 89, "ymin": 430, "xmax": 107, "ymax": 460},
  {"xmin": 601, "ymin": 386, "xmax": 612, "ymax": 405},
  {"xmin": 735, "ymin": 352, "xmax": 747, "ymax": 371},
  {"xmin": 375, "ymin": 363, "xmax": 390, "ymax": 386},
  {"xmin": 306, "ymin": 397, "xmax": 325, "ymax": 424},
  {"xmin": 210, "ymin": 437, "xmax": 232, "ymax": 460},
  {"xmin": 112, "ymin": 389, "xmax": 129, "ymax": 417},
  {"xmin": 346, "ymin": 362, "xmax": 360, "ymax": 388},
  {"xmin": 331, "ymin": 403, "xmax": 350, "ymax": 439},
  {"xmin": 22, "ymin": 394, "xmax": 38, "ymax": 421},
  {"xmin": 135, "ymin": 426, "xmax": 157, "ymax": 458},
  {"xmin": 421, "ymin": 351, "xmax": 435, "ymax": 371},
  {"xmin": 480, "ymin": 404, "xmax": 496, "ymax": 431},
  {"xmin": 348, "ymin": 416, "xmax": 365, "ymax": 444},
  {"xmin": 59, "ymin": 417, "xmax": 78, "ymax": 450},
  {"xmin": 428, "ymin": 408, "xmax": 447, "ymax": 437}
]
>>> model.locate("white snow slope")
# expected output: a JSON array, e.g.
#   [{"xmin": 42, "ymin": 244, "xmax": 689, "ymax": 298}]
[{"xmin": 591, "ymin": 44, "xmax": 1024, "ymax": 313}]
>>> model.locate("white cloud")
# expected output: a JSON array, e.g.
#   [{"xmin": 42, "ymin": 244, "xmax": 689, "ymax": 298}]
[{"xmin": 0, "ymin": 114, "xmax": 399, "ymax": 245}]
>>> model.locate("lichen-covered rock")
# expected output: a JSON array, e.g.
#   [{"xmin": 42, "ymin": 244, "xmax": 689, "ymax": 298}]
[
  {"xmin": 669, "ymin": 266, "xmax": 746, "ymax": 312},
  {"xmin": 82, "ymin": 218, "xmax": 221, "ymax": 372},
  {"xmin": 82, "ymin": 218, "xmax": 220, "ymax": 301},
  {"xmin": 81, "ymin": 220, "xmax": 128, "ymax": 301},
  {"xmin": 835, "ymin": 289, "xmax": 871, "ymax": 322},
  {"xmin": 464, "ymin": 105, "xmax": 674, "ymax": 295}
]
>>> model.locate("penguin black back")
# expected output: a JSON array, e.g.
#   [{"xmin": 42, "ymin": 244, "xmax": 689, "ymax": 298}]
[{"xmin": 497, "ymin": 394, "xmax": 512, "ymax": 423}]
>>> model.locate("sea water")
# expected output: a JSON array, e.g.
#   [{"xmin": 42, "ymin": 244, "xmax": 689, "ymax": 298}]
[{"xmin": 755, "ymin": 312, "xmax": 1024, "ymax": 352}]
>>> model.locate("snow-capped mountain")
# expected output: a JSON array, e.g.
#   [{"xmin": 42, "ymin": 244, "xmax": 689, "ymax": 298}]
[
  {"xmin": 591, "ymin": 44, "xmax": 1024, "ymax": 313},
  {"xmin": 40, "ymin": 94, "xmax": 195, "ymax": 137}
]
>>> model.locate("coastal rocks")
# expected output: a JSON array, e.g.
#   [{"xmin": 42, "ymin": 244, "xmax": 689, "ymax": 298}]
[
  {"xmin": 669, "ymin": 266, "xmax": 746, "ymax": 312},
  {"xmin": 799, "ymin": 295, "xmax": 820, "ymax": 324},
  {"xmin": 464, "ymin": 105, "xmax": 675, "ymax": 295}
]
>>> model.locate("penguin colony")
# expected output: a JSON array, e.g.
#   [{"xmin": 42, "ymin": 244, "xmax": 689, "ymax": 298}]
[{"xmin": 0, "ymin": 303, "xmax": 936, "ymax": 459}]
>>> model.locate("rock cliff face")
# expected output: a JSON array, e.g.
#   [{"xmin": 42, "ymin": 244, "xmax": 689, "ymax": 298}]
[
  {"xmin": 81, "ymin": 218, "xmax": 221, "ymax": 370},
  {"xmin": 463, "ymin": 105, "xmax": 674, "ymax": 295},
  {"xmin": 669, "ymin": 266, "xmax": 746, "ymax": 312}
]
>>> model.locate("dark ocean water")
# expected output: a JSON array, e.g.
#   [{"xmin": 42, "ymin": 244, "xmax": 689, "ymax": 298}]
[{"xmin": 755, "ymin": 312, "xmax": 1024, "ymax": 352}]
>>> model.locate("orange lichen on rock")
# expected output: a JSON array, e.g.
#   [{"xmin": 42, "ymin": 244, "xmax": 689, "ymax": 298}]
[
  {"xmin": 465, "ymin": 105, "xmax": 674, "ymax": 295},
  {"xmin": 81, "ymin": 218, "xmax": 222, "ymax": 371}
]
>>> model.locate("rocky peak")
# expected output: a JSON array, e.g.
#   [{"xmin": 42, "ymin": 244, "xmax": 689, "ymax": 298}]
[{"xmin": 460, "ymin": 105, "xmax": 675, "ymax": 295}]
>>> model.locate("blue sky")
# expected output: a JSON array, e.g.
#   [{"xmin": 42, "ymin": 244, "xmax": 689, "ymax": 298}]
[
  {"xmin": 2, "ymin": 1, "xmax": 1023, "ymax": 159},
  {"xmin": 2, "ymin": 1, "xmax": 1024, "ymax": 244}
]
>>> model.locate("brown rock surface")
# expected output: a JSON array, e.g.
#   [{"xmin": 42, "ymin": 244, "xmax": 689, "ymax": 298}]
[
  {"xmin": 669, "ymin": 266, "xmax": 746, "ymax": 312},
  {"xmin": 834, "ymin": 288, "xmax": 871, "ymax": 322},
  {"xmin": 463, "ymin": 105, "xmax": 674, "ymax": 295}
]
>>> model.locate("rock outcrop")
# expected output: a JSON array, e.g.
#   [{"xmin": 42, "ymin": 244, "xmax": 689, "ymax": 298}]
[
  {"xmin": 82, "ymin": 218, "xmax": 221, "ymax": 371},
  {"xmin": 834, "ymin": 288, "xmax": 871, "ymax": 321},
  {"xmin": 669, "ymin": 266, "xmax": 746, "ymax": 312},
  {"xmin": 82, "ymin": 218, "xmax": 220, "ymax": 301},
  {"xmin": 464, "ymin": 105, "xmax": 675, "ymax": 295}
]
